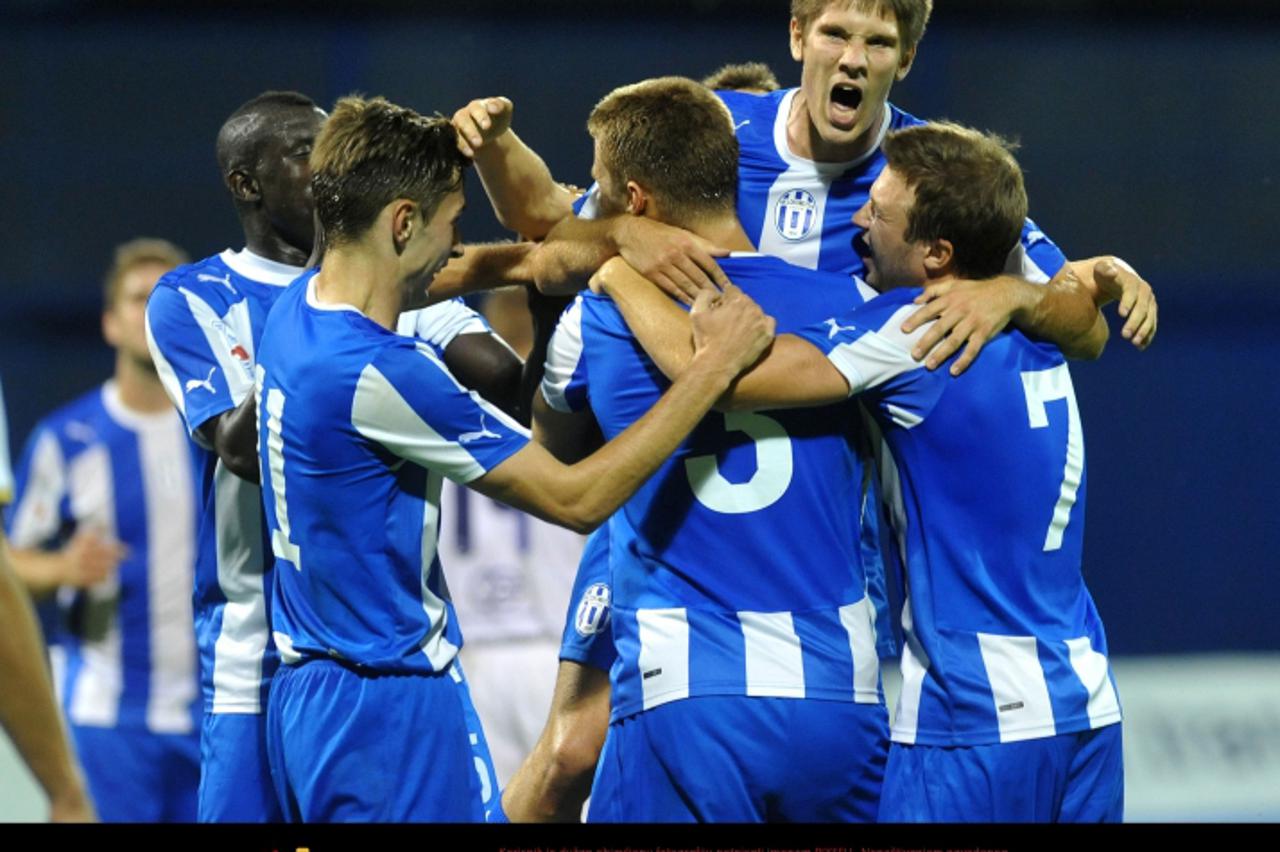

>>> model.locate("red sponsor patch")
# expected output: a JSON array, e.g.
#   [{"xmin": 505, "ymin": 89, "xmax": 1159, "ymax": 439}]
[{"xmin": 230, "ymin": 345, "xmax": 250, "ymax": 362}]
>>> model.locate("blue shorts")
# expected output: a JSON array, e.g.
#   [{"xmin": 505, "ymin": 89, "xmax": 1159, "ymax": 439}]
[
  {"xmin": 879, "ymin": 723, "xmax": 1124, "ymax": 822},
  {"xmin": 266, "ymin": 657, "xmax": 497, "ymax": 822},
  {"xmin": 558, "ymin": 524, "xmax": 616, "ymax": 672},
  {"xmin": 198, "ymin": 711, "xmax": 283, "ymax": 822},
  {"xmin": 72, "ymin": 724, "xmax": 200, "ymax": 822},
  {"xmin": 587, "ymin": 696, "xmax": 889, "ymax": 822}
]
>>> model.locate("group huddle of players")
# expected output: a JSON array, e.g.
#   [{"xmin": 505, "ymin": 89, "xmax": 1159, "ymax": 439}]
[{"xmin": 3, "ymin": 0, "xmax": 1162, "ymax": 825}]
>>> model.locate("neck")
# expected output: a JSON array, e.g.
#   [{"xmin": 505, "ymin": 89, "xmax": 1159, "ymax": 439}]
[
  {"xmin": 240, "ymin": 215, "xmax": 311, "ymax": 268},
  {"xmin": 681, "ymin": 213, "xmax": 756, "ymax": 253},
  {"xmin": 786, "ymin": 90, "xmax": 883, "ymax": 163},
  {"xmin": 113, "ymin": 354, "xmax": 172, "ymax": 413},
  {"xmin": 312, "ymin": 243, "xmax": 401, "ymax": 329}
]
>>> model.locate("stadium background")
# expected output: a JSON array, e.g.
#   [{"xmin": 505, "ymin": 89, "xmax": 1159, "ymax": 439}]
[{"xmin": 0, "ymin": 0, "xmax": 1275, "ymax": 821}]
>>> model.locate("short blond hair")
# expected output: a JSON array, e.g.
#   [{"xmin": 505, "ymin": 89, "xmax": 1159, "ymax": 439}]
[
  {"xmin": 791, "ymin": 0, "xmax": 932, "ymax": 56},
  {"xmin": 701, "ymin": 62, "xmax": 781, "ymax": 93},
  {"xmin": 588, "ymin": 77, "xmax": 738, "ymax": 230},
  {"xmin": 103, "ymin": 238, "xmax": 188, "ymax": 307}
]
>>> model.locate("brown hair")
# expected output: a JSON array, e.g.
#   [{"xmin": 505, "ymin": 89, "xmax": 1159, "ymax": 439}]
[
  {"xmin": 881, "ymin": 122, "xmax": 1027, "ymax": 279},
  {"xmin": 310, "ymin": 95, "xmax": 468, "ymax": 245},
  {"xmin": 701, "ymin": 62, "xmax": 781, "ymax": 93},
  {"xmin": 791, "ymin": 0, "xmax": 932, "ymax": 57},
  {"xmin": 103, "ymin": 238, "xmax": 189, "ymax": 308},
  {"xmin": 587, "ymin": 77, "xmax": 738, "ymax": 230}
]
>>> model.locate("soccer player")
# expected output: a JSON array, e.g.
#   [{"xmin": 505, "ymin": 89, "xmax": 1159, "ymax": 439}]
[
  {"xmin": 540, "ymin": 76, "xmax": 900, "ymax": 823},
  {"xmin": 6, "ymin": 239, "xmax": 201, "ymax": 822},
  {"xmin": 0, "ymin": 376, "xmax": 96, "ymax": 822},
  {"xmin": 597, "ymin": 121, "xmax": 1125, "ymax": 822},
  {"xmin": 254, "ymin": 95, "xmax": 773, "ymax": 823},
  {"xmin": 144, "ymin": 90, "xmax": 326, "ymax": 823}
]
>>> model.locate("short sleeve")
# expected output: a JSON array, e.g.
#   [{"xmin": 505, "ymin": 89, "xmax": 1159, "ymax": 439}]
[
  {"xmin": 539, "ymin": 296, "xmax": 591, "ymax": 414},
  {"xmin": 558, "ymin": 523, "xmax": 616, "ymax": 671},
  {"xmin": 5, "ymin": 426, "xmax": 68, "ymax": 546},
  {"xmin": 1005, "ymin": 217, "xmax": 1068, "ymax": 284},
  {"xmin": 398, "ymin": 298, "xmax": 492, "ymax": 353},
  {"xmin": 145, "ymin": 284, "xmax": 243, "ymax": 441},
  {"xmin": 352, "ymin": 341, "xmax": 530, "ymax": 484}
]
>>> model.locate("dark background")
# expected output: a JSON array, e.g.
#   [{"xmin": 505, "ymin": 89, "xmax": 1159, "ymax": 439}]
[{"xmin": 1, "ymin": 1, "xmax": 1276, "ymax": 655}]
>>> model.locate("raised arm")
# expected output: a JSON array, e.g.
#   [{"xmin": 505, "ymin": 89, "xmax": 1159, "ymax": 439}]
[
  {"xmin": 451, "ymin": 96, "xmax": 575, "ymax": 240},
  {"xmin": 900, "ymin": 256, "xmax": 1157, "ymax": 375},
  {"xmin": 532, "ymin": 214, "xmax": 730, "ymax": 300},
  {"xmin": 425, "ymin": 242, "xmax": 538, "ymax": 303}
]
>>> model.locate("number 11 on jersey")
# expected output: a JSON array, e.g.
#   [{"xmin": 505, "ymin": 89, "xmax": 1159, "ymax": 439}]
[{"xmin": 256, "ymin": 365, "xmax": 303, "ymax": 571}]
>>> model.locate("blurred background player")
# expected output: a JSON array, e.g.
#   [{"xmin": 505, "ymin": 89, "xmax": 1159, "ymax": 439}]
[
  {"xmin": 255, "ymin": 95, "xmax": 772, "ymax": 822},
  {"xmin": 438, "ymin": 286, "xmax": 587, "ymax": 786},
  {"xmin": 6, "ymin": 239, "xmax": 200, "ymax": 822},
  {"xmin": 597, "ymin": 121, "xmax": 1126, "ymax": 822},
  {"xmin": 0, "ymin": 375, "xmax": 97, "ymax": 822},
  {"xmin": 145, "ymin": 90, "xmax": 327, "ymax": 823}
]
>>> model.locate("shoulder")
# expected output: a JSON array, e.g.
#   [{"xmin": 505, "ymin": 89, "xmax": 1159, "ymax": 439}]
[
  {"xmin": 30, "ymin": 386, "xmax": 109, "ymax": 455},
  {"xmin": 888, "ymin": 103, "xmax": 925, "ymax": 130}
]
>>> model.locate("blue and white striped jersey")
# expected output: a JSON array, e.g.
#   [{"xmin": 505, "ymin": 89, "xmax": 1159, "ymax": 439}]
[
  {"xmin": 793, "ymin": 286, "xmax": 1122, "ymax": 746},
  {"xmin": 144, "ymin": 248, "xmax": 304, "ymax": 714},
  {"xmin": 0, "ymin": 375, "xmax": 12, "ymax": 505},
  {"xmin": 6, "ymin": 381, "xmax": 200, "ymax": 734},
  {"xmin": 558, "ymin": 254, "xmax": 883, "ymax": 721},
  {"xmin": 255, "ymin": 272, "xmax": 530, "ymax": 675},
  {"xmin": 717, "ymin": 88, "xmax": 1067, "ymax": 282}
]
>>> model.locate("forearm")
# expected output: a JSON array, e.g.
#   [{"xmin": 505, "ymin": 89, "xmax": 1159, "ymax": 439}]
[
  {"xmin": 473, "ymin": 131, "xmax": 575, "ymax": 240},
  {"xmin": 0, "ymin": 546, "xmax": 89, "ymax": 815},
  {"xmin": 6, "ymin": 549, "xmax": 66, "ymax": 597},
  {"xmin": 531, "ymin": 216, "xmax": 622, "ymax": 296},
  {"xmin": 602, "ymin": 264, "xmax": 845, "ymax": 410},
  {"xmin": 486, "ymin": 354, "xmax": 736, "ymax": 532},
  {"xmin": 1017, "ymin": 267, "xmax": 1109, "ymax": 360},
  {"xmin": 427, "ymin": 242, "xmax": 538, "ymax": 304},
  {"xmin": 200, "ymin": 394, "xmax": 259, "ymax": 483}
]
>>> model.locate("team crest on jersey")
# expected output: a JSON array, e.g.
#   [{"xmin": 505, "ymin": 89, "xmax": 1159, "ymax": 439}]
[
  {"xmin": 574, "ymin": 582, "xmax": 611, "ymax": 637},
  {"xmin": 774, "ymin": 189, "xmax": 818, "ymax": 241}
]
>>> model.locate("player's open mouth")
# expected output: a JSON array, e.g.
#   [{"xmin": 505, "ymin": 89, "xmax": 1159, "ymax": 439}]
[{"xmin": 830, "ymin": 83, "xmax": 863, "ymax": 114}]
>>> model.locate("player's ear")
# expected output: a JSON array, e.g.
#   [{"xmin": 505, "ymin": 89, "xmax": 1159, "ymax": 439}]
[
  {"xmin": 102, "ymin": 307, "xmax": 120, "ymax": 348},
  {"xmin": 923, "ymin": 238, "xmax": 953, "ymax": 274},
  {"xmin": 896, "ymin": 46, "xmax": 917, "ymax": 81},
  {"xmin": 227, "ymin": 169, "xmax": 261, "ymax": 204},
  {"xmin": 391, "ymin": 200, "xmax": 416, "ymax": 256},
  {"xmin": 789, "ymin": 17, "xmax": 805, "ymax": 62},
  {"xmin": 625, "ymin": 181, "xmax": 647, "ymax": 216}
]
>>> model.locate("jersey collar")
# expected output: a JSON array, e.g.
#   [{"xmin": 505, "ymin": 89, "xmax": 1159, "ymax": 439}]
[{"xmin": 220, "ymin": 248, "xmax": 307, "ymax": 288}]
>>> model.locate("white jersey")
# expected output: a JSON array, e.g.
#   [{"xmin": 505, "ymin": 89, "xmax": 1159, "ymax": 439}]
[{"xmin": 436, "ymin": 480, "xmax": 583, "ymax": 645}]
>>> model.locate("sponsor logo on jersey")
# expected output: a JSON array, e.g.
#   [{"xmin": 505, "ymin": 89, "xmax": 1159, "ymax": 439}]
[
  {"xmin": 458, "ymin": 412, "xmax": 501, "ymax": 445},
  {"xmin": 774, "ymin": 189, "xmax": 818, "ymax": 241},
  {"xmin": 230, "ymin": 344, "xmax": 250, "ymax": 363},
  {"xmin": 574, "ymin": 582, "xmax": 611, "ymax": 637},
  {"xmin": 824, "ymin": 317, "xmax": 861, "ymax": 339},
  {"xmin": 197, "ymin": 272, "xmax": 237, "ymax": 294},
  {"xmin": 184, "ymin": 366, "xmax": 217, "ymax": 395}
]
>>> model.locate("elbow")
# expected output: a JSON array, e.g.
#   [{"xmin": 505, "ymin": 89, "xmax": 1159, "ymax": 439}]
[{"xmin": 223, "ymin": 452, "xmax": 261, "ymax": 484}]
